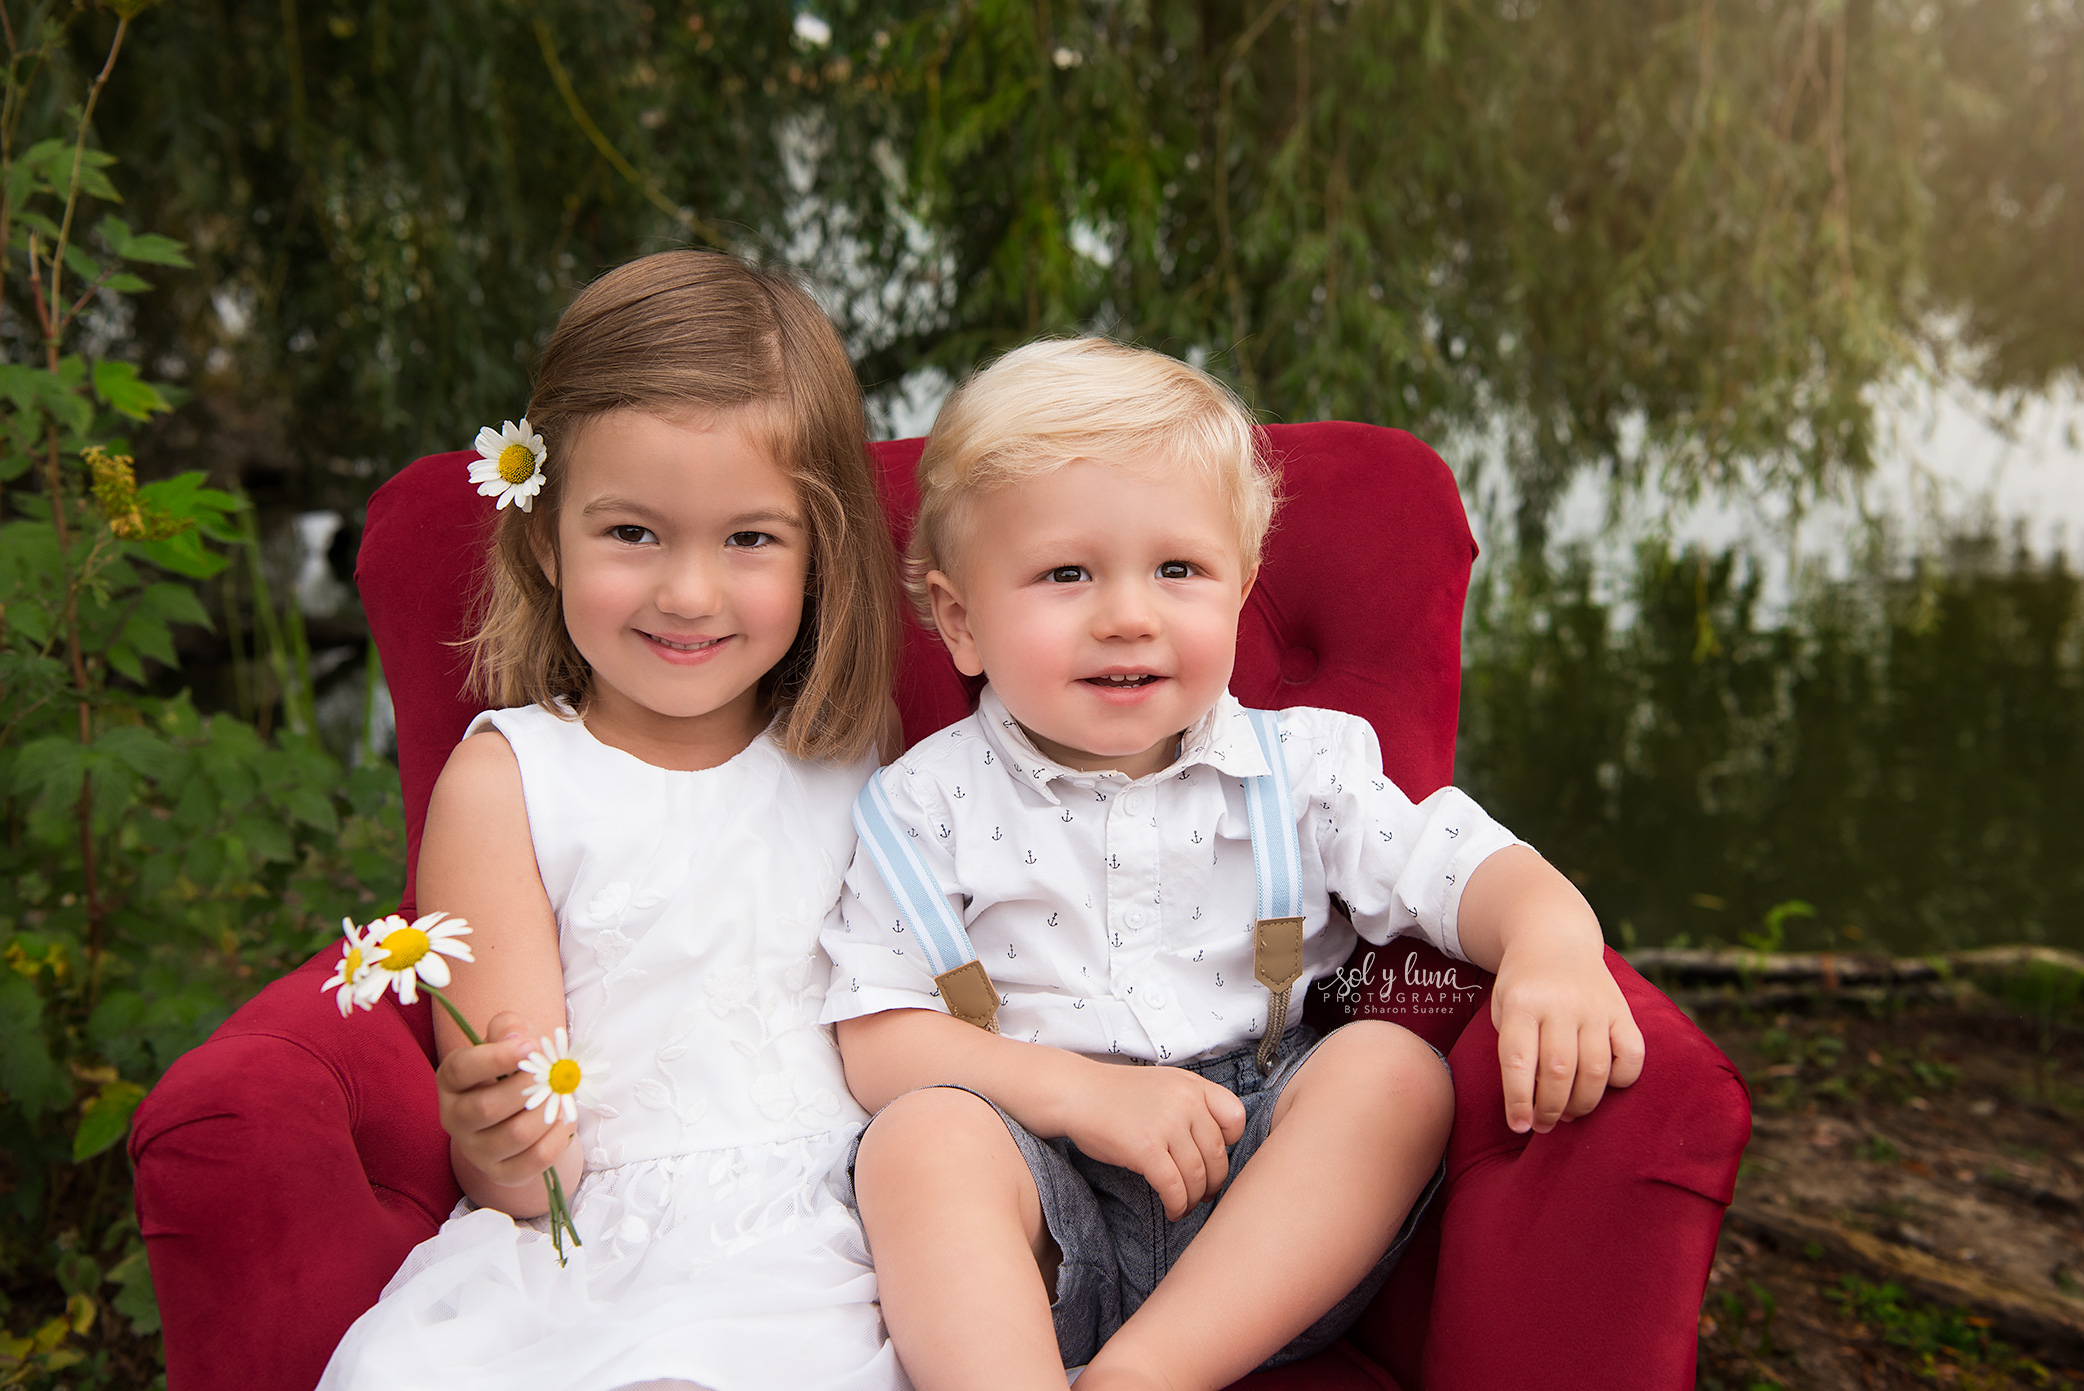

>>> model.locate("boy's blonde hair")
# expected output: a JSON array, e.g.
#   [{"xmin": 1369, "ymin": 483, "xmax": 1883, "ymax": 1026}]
[
  {"xmin": 465, "ymin": 250, "xmax": 899, "ymax": 763},
  {"xmin": 907, "ymin": 338, "xmax": 1277, "ymax": 624}
]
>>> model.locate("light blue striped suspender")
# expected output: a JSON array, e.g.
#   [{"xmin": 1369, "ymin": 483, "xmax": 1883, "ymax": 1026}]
[{"xmin": 851, "ymin": 708, "xmax": 1306, "ymax": 1064}]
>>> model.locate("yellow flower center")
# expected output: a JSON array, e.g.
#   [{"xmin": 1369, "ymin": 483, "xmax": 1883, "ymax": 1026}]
[
  {"xmin": 547, "ymin": 1058, "xmax": 583, "ymax": 1095},
  {"xmin": 342, "ymin": 945, "xmax": 363, "ymax": 976},
  {"xmin": 497, "ymin": 443, "xmax": 538, "ymax": 485},
  {"xmin": 377, "ymin": 926, "xmax": 430, "ymax": 971}
]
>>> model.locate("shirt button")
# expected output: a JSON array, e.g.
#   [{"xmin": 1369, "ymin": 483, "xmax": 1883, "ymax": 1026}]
[
  {"xmin": 1122, "ymin": 789, "xmax": 1149, "ymax": 817},
  {"xmin": 1124, "ymin": 907, "xmax": 1146, "ymax": 929},
  {"xmin": 1145, "ymin": 987, "xmax": 1169, "ymax": 1010}
]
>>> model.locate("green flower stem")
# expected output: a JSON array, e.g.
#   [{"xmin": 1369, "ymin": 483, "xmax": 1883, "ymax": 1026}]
[
  {"xmin": 423, "ymin": 985, "xmax": 582, "ymax": 1267},
  {"xmin": 423, "ymin": 985, "xmax": 484, "ymax": 1047}
]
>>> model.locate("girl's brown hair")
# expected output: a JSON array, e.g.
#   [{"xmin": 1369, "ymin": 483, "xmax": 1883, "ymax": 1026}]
[{"xmin": 464, "ymin": 250, "xmax": 898, "ymax": 763}]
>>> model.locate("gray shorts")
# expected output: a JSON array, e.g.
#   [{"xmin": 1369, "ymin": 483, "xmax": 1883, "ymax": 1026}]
[{"xmin": 850, "ymin": 1023, "xmax": 1447, "ymax": 1371}]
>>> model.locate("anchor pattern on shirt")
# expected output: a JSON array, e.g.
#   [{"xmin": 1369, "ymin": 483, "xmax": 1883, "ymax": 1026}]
[{"xmin": 826, "ymin": 694, "xmax": 1517, "ymax": 1063}]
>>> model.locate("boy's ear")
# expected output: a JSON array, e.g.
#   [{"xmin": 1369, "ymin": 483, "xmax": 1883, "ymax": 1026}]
[{"xmin": 925, "ymin": 570, "xmax": 986, "ymax": 678}]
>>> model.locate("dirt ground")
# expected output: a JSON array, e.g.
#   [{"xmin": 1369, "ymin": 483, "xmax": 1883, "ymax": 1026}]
[{"xmin": 1686, "ymin": 986, "xmax": 2084, "ymax": 1389}]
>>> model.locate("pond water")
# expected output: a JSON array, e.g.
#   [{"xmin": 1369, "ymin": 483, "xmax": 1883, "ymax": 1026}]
[{"xmin": 1452, "ymin": 381, "xmax": 2084, "ymax": 956}]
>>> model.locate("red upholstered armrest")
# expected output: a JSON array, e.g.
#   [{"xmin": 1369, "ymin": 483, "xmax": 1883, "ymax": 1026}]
[
  {"xmin": 130, "ymin": 954, "xmax": 459, "ymax": 1391},
  {"xmin": 1348, "ymin": 949, "xmax": 1750, "ymax": 1390}
]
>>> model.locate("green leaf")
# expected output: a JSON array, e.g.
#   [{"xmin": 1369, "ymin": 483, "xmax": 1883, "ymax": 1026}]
[
  {"xmin": 76, "ymin": 161, "xmax": 121, "ymax": 205},
  {"xmin": 104, "ymin": 640, "xmax": 145, "ymax": 684},
  {"xmin": 9, "ymin": 735, "xmax": 88, "ymax": 806},
  {"xmin": 71, "ymin": 1079, "xmax": 146, "ymax": 1162},
  {"xmin": 96, "ymin": 725, "xmax": 183, "ymax": 782},
  {"xmin": 62, "ymin": 243, "xmax": 102, "ymax": 284},
  {"xmin": 107, "ymin": 1245, "xmax": 160, "ymax": 1336},
  {"xmin": 12, "ymin": 208, "xmax": 61, "ymax": 239},
  {"xmin": 20, "ymin": 137, "xmax": 72, "ymax": 191},
  {"xmin": 137, "ymin": 472, "xmax": 243, "ymax": 539},
  {"xmin": 0, "ymin": 975, "xmax": 70, "ymax": 1115},
  {"xmin": 133, "ymin": 528, "xmax": 228, "ymax": 579},
  {"xmin": 145, "ymin": 579, "xmax": 213, "ymax": 628},
  {"xmin": 115, "ymin": 231, "xmax": 190, "ymax": 269},
  {"xmin": 93, "ymin": 214, "xmax": 134, "ymax": 251},
  {"xmin": 105, "ymin": 271, "xmax": 151, "ymax": 293},
  {"xmin": 0, "ymin": 360, "xmax": 93, "ymax": 437},
  {"xmin": 233, "ymin": 810, "xmax": 294, "ymax": 865},
  {"xmin": 4, "ymin": 156, "xmax": 39, "ymax": 208},
  {"xmin": 280, "ymin": 785, "xmax": 341, "ymax": 834},
  {"xmin": 92, "ymin": 359, "xmax": 171, "ymax": 420},
  {"xmin": 87, "ymin": 990, "xmax": 150, "ymax": 1074}
]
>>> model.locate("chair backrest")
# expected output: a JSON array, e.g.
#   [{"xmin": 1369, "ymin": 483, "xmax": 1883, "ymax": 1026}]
[{"xmin": 357, "ymin": 422, "xmax": 1476, "ymax": 914}]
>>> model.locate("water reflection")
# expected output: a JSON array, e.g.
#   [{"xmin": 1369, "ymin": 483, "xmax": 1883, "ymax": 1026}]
[{"xmin": 1456, "ymin": 532, "xmax": 2084, "ymax": 955}]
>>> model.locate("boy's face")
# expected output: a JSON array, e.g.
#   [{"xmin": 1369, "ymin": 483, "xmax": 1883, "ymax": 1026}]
[{"xmin": 927, "ymin": 456, "xmax": 1255, "ymax": 780}]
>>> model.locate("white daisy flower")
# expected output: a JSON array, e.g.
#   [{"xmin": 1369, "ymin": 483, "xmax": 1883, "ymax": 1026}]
[
  {"xmin": 353, "ymin": 911, "xmax": 475, "ymax": 1006},
  {"xmin": 468, "ymin": 418, "xmax": 548, "ymax": 511},
  {"xmin": 321, "ymin": 917, "xmax": 377, "ymax": 1017},
  {"xmin": 519, "ymin": 1027, "xmax": 608, "ymax": 1127}
]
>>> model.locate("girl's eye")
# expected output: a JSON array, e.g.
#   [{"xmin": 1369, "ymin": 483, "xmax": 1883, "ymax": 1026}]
[
  {"xmin": 1047, "ymin": 565, "xmax": 1088, "ymax": 584},
  {"xmin": 609, "ymin": 525, "xmax": 656, "ymax": 545},
  {"xmin": 726, "ymin": 531, "xmax": 774, "ymax": 549},
  {"xmin": 1157, "ymin": 561, "xmax": 1193, "ymax": 580}
]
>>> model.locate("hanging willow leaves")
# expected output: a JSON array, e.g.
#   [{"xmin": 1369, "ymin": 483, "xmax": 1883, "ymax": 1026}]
[{"xmin": 63, "ymin": 0, "xmax": 2084, "ymax": 531}]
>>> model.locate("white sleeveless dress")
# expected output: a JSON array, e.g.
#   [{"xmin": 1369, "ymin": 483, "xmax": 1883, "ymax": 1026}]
[{"xmin": 319, "ymin": 705, "xmax": 908, "ymax": 1391}]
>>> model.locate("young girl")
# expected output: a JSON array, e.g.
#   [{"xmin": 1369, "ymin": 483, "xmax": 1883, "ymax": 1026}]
[{"xmin": 319, "ymin": 251, "xmax": 910, "ymax": 1391}]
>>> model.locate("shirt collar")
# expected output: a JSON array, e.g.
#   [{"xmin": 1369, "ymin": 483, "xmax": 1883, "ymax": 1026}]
[{"xmin": 974, "ymin": 686, "xmax": 1272, "ymax": 803}]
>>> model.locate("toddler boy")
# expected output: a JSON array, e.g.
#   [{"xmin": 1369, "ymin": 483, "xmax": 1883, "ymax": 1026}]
[{"xmin": 822, "ymin": 339, "xmax": 1644, "ymax": 1391}]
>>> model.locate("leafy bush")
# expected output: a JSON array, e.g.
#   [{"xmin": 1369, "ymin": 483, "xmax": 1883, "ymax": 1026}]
[{"xmin": 0, "ymin": 7, "xmax": 401, "ymax": 1384}]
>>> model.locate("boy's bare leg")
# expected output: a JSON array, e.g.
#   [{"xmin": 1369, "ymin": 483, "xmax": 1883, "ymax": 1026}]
[
  {"xmin": 853, "ymin": 1087, "xmax": 1069, "ymax": 1391},
  {"xmin": 1078, "ymin": 1021, "xmax": 1454, "ymax": 1391}
]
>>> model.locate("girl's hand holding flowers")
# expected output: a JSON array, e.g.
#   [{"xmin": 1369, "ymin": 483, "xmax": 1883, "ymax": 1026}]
[
  {"xmin": 437, "ymin": 1014, "xmax": 578, "ymax": 1190},
  {"xmin": 325, "ymin": 914, "xmax": 589, "ymax": 1263}
]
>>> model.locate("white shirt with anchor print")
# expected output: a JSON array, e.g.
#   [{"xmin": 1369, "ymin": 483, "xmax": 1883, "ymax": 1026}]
[{"xmin": 819, "ymin": 686, "xmax": 1523, "ymax": 1064}]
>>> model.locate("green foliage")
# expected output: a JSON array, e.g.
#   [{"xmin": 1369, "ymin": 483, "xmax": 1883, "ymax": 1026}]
[
  {"xmin": 1458, "ymin": 532, "xmax": 2084, "ymax": 955},
  {"xmin": 51, "ymin": 1, "xmax": 2084, "ymax": 533},
  {"xmin": 0, "ymin": 6, "xmax": 403, "ymax": 1382},
  {"xmin": 1827, "ymin": 1276, "xmax": 2051, "ymax": 1382},
  {"xmin": 1741, "ymin": 900, "xmax": 1817, "ymax": 955}
]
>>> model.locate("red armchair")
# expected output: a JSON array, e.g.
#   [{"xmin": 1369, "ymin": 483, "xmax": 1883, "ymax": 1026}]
[{"xmin": 131, "ymin": 422, "xmax": 1749, "ymax": 1390}]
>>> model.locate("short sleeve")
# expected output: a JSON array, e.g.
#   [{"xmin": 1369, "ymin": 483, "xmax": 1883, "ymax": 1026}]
[
  {"xmin": 1301, "ymin": 708, "xmax": 1523, "ymax": 962},
  {"xmin": 819, "ymin": 764, "xmax": 964, "ymax": 1026}
]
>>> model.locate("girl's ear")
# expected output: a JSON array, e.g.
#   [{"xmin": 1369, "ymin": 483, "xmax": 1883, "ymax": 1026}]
[
  {"xmin": 530, "ymin": 519, "xmax": 557, "ymax": 587},
  {"xmin": 1240, "ymin": 562, "xmax": 1260, "ymax": 603},
  {"xmin": 925, "ymin": 569, "xmax": 985, "ymax": 678}
]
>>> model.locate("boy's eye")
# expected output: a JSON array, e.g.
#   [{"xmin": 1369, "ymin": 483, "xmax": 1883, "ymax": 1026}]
[
  {"xmin": 1157, "ymin": 561, "xmax": 1193, "ymax": 580},
  {"xmin": 609, "ymin": 525, "xmax": 656, "ymax": 545},
  {"xmin": 726, "ymin": 531, "xmax": 774, "ymax": 549},
  {"xmin": 1047, "ymin": 565, "xmax": 1089, "ymax": 584}
]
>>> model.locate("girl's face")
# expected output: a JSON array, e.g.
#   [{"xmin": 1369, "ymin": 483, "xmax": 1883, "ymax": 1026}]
[{"xmin": 547, "ymin": 408, "xmax": 809, "ymax": 766}]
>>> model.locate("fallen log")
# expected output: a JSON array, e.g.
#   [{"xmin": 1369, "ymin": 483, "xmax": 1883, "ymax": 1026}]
[
  {"xmin": 1626, "ymin": 944, "xmax": 2084, "ymax": 994},
  {"xmin": 1725, "ymin": 1196, "xmax": 2084, "ymax": 1364}
]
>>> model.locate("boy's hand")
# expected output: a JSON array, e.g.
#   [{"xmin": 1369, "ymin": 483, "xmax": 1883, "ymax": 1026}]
[
  {"xmin": 1490, "ymin": 936, "xmax": 1645, "ymax": 1134},
  {"xmin": 436, "ymin": 1010, "xmax": 576, "ymax": 1187},
  {"xmin": 1060, "ymin": 1064, "xmax": 1248, "ymax": 1219}
]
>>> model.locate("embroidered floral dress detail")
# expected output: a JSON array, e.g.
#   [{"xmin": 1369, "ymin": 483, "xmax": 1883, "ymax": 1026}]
[{"xmin": 319, "ymin": 705, "xmax": 901, "ymax": 1391}]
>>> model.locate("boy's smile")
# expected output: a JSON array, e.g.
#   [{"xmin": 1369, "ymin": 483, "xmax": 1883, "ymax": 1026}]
[{"xmin": 926, "ymin": 456, "xmax": 1255, "ymax": 780}]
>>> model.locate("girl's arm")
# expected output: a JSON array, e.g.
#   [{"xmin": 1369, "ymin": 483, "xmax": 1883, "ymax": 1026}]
[{"xmin": 417, "ymin": 729, "xmax": 581, "ymax": 1217}]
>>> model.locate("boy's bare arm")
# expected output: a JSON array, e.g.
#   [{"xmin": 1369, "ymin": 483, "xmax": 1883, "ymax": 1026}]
[
  {"xmin": 1454, "ymin": 844, "xmax": 1647, "ymax": 1135},
  {"xmin": 837, "ymin": 1009, "xmax": 1247, "ymax": 1219}
]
